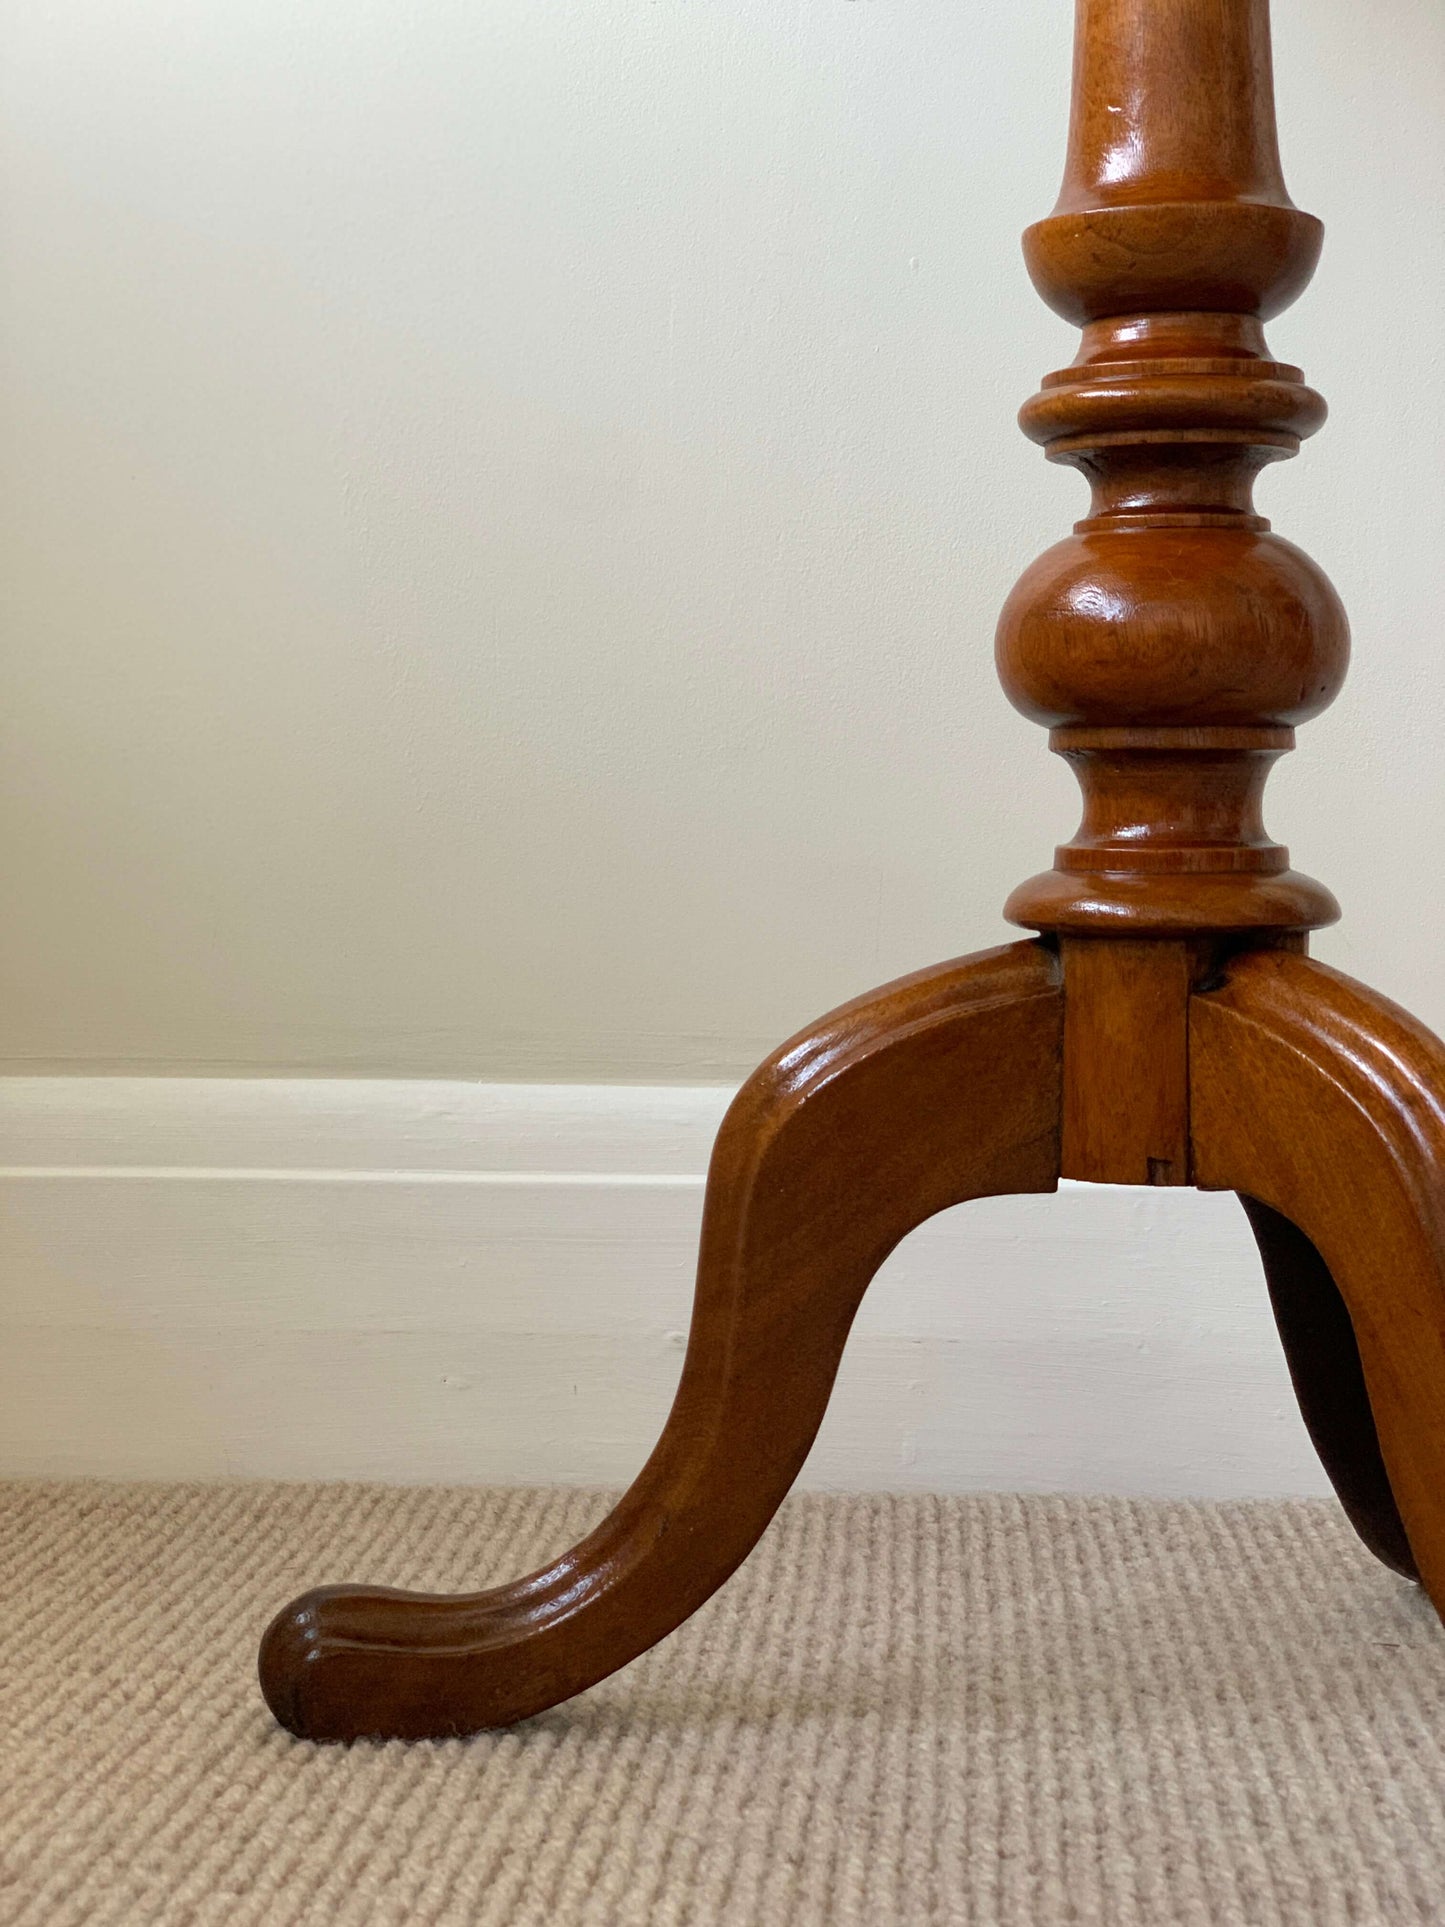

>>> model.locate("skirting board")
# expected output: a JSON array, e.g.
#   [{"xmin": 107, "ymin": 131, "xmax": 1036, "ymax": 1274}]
[{"xmin": 0, "ymin": 1077, "xmax": 1332, "ymax": 1496}]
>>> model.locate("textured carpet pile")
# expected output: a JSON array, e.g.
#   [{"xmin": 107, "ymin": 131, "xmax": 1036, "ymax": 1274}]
[{"xmin": 2, "ymin": 1481, "xmax": 1444, "ymax": 1925}]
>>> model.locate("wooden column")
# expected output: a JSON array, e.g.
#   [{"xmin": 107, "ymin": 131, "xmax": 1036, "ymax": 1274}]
[{"xmin": 994, "ymin": 0, "xmax": 1348, "ymax": 1182}]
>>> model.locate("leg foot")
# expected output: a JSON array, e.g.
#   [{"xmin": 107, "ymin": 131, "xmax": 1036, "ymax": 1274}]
[
  {"xmin": 259, "ymin": 940, "xmax": 1063, "ymax": 1739},
  {"xmin": 1192, "ymin": 949, "xmax": 1445, "ymax": 1607}
]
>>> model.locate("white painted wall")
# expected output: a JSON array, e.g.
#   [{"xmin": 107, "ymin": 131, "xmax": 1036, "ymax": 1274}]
[
  {"xmin": 0, "ymin": 5, "xmax": 1441, "ymax": 1492},
  {"xmin": 2, "ymin": 0, "xmax": 1442, "ymax": 1080},
  {"xmin": 0, "ymin": 1079, "xmax": 1332, "ymax": 1496}
]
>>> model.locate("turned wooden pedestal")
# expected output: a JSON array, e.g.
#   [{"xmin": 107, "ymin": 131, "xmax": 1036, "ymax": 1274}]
[{"xmin": 258, "ymin": 0, "xmax": 1445, "ymax": 1741}]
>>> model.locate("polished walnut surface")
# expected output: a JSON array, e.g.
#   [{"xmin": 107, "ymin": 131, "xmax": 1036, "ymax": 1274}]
[
  {"xmin": 1001, "ymin": 0, "xmax": 1345, "ymax": 938},
  {"xmin": 258, "ymin": 0, "xmax": 1445, "ymax": 1742}
]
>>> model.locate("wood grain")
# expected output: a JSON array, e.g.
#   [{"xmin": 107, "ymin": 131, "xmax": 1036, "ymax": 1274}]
[{"xmin": 1061, "ymin": 937, "xmax": 1191, "ymax": 1185}]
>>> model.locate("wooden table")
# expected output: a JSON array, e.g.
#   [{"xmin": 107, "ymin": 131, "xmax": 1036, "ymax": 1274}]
[{"xmin": 259, "ymin": 0, "xmax": 1445, "ymax": 1742}]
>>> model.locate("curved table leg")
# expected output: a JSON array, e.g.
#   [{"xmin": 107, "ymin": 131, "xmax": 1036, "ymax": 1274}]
[
  {"xmin": 1237, "ymin": 1194, "xmax": 1417, "ymax": 1579},
  {"xmin": 259, "ymin": 939, "xmax": 1063, "ymax": 1739},
  {"xmin": 1192, "ymin": 949, "xmax": 1445, "ymax": 1609}
]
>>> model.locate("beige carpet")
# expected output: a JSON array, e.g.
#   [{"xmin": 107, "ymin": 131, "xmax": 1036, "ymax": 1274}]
[{"xmin": 3, "ymin": 1482, "xmax": 1444, "ymax": 1926}]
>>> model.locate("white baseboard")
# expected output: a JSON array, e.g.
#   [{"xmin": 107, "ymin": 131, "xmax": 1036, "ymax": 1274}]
[{"xmin": 0, "ymin": 1077, "xmax": 1331, "ymax": 1497}]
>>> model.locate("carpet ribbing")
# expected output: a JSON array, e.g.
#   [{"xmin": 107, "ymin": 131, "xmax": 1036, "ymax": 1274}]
[{"xmin": 2, "ymin": 1481, "xmax": 1442, "ymax": 1926}]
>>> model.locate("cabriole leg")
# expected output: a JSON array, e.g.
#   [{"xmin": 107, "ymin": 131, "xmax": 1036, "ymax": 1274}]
[
  {"xmin": 259, "ymin": 940, "xmax": 1063, "ymax": 1740},
  {"xmin": 1192, "ymin": 949, "xmax": 1445, "ymax": 1610}
]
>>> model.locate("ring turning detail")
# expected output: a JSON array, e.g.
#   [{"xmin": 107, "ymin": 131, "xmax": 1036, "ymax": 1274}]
[{"xmin": 260, "ymin": 0, "xmax": 1445, "ymax": 1741}]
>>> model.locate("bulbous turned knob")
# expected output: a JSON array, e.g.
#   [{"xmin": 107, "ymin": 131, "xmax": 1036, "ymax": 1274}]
[
  {"xmin": 997, "ymin": 527, "xmax": 1349, "ymax": 732},
  {"xmin": 996, "ymin": 0, "xmax": 1348, "ymax": 937}
]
